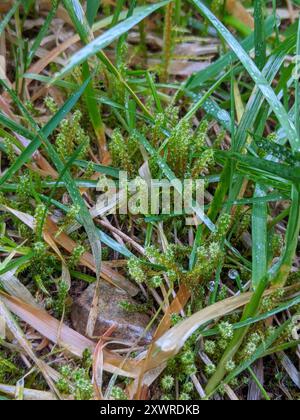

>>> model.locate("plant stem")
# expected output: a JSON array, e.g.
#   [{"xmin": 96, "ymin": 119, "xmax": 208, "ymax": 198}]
[
  {"xmin": 175, "ymin": 0, "xmax": 181, "ymax": 26},
  {"xmin": 162, "ymin": 1, "xmax": 174, "ymax": 83},
  {"xmin": 248, "ymin": 367, "xmax": 270, "ymax": 401}
]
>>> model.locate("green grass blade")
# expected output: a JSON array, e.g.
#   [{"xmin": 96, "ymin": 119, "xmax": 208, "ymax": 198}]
[
  {"xmin": 254, "ymin": 0, "xmax": 266, "ymax": 70},
  {"xmin": 74, "ymin": 160, "xmax": 120, "ymax": 179},
  {"xmin": 0, "ymin": 78, "xmax": 91, "ymax": 187},
  {"xmin": 111, "ymin": 0, "xmax": 126, "ymax": 27},
  {"xmin": 183, "ymin": 67, "xmax": 234, "ymax": 122},
  {"xmin": 63, "ymin": 0, "xmax": 91, "ymax": 41},
  {"xmin": 61, "ymin": 0, "xmax": 155, "ymax": 121},
  {"xmin": 1, "ymin": 80, "xmax": 102, "ymax": 290},
  {"xmin": 56, "ymin": 0, "xmax": 171, "ymax": 80},
  {"xmin": 0, "ymin": 112, "xmax": 35, "ymax": 140},
  {"xmin": 252, "ymin": 0, "xmax": 268, "ymax": 291},
  {"xmin": 81, "ymin": 62, "xmax": 107, "ymax": 160},
  {"xmin": 205, "ymin": 30, "xmax": 297, "ymax": 224},
  {"xmin": 185, "ymin": 15, "xmax": 276, "ymax": 90},
  {"xmin": 40, "ymin": 142, "xmax": 88, "ymax": 241},
  {"xmin": 252, "ymin": 185, "xmax": 268, "ymax": 290},
  {"xmin": 86, "ymin": 0, "xmax": 100, "ymax": 26},
  {"xmin": 146, "ymin": 72, "xmax": 163, "ymax": 113},
  {"xmin": 235, "ymin": 33, "xmax": 296, "ymax": 152},
  {"xmin": 0, "ymin": 0, "xmax": 21, "ymax": 36},
  {"xmin": 189, "ymin": 0, "xmax": 300, "ymax": 153},
  {"xmin": 26, "ymin": 1, "xmax": 58, "ymax": 69},
  {"xmin": 205, "ymin": 275, "xmax": 269, "ymax": 394},
  {"xmin": 62, "ymin": 1, "xmax": 107, "ymax": 159},
  {"xmin": 295, "ymin": 18, "xmax": 300, "ymax": 138},
  {"xmin": 270, "ymin": 186, "xmax": 300, "ymax": 286}
]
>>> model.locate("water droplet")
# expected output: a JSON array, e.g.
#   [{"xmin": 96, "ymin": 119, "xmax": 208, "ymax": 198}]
[
  {"xmin": 228, "ymin": 269, "xmax": 239, "ymax": 280},
  {"xmin": 217, "ymin": 110, "xmax": 230, "ymax": 122},
  {"xmin": 208, "ymin": 281, "xmax": 215, "ymax": 292}
]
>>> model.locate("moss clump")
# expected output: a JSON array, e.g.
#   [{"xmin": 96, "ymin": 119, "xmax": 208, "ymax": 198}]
[
  {"xmin": 55, "ymin": 111, "xmax": 90, "ymax": 162},
  {"xmin": 57, "ymin": 356, "xmax": 93, "ymax": 401}
]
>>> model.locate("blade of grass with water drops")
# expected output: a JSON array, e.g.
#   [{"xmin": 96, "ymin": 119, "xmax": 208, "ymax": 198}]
[
  {"xmin": 252, "ymin": 0, "xmax": 268, "ymax": 291},
  {"xmin": 189, "ymin": 0, "xmax": 300, "ymax": 153},
  {"xmin": 57, "ymin": 0, "xmax": 171, "ymax": 80},
  {"xmin": 207, "ymin": 32, "xmax": 297, "ymax": 224},
  {"xmin": 26, "ymin": 1, "xmax": 59, "ymax": 69},
  {"xmin": 0, "ymin": 77, "xmax": 90, "ymax": 187},
  {"xmin": 185, "ymin": 15, "xmax": 276, "ymax": 90},
  {"xmin": 0, "ymin": 80, "xmax": 102, "ymax": 322},
  {"xmin": 0, "ymin": 0, "xmax": 21, "ymax": 36}
]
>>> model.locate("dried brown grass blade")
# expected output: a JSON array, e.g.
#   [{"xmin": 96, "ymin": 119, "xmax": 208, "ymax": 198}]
[
  {"xmin": 248, "ymin": 359, "xmax": 264, "ymax": 400},
  {"xmin": 0, "ymin": 271, "xmax": 38, "ymax": 307},
  {"xmin": 47, "ymin": 218, "xmax": 138, "ymax": 295},
  {"xmin": 152, "ymin": 292, "xmax": 255, "ymax": 367},
  {"xmin": 154, "ymin": 284, "xmax": 190, "ymax": 339},
  {"xmin": 226, "ymin": 0, "xmax": 254, "ymax": 29},
  {"xmin": 278, "ymin": 352, "xmax": 300, "ymax": 389},
  {"xmin": 27, "ymin": 35, "xmax": 80, "ymax": 86},
  {"xmin": 0, "ymin": 297, "xmax": 60, "ymax": 398},
  {"xmin": 86, "ymin": 278, "xmax": 102, "ymax": 337},
  {"xmin": 0, "ymin": 290, "xmax": 94, "ymax": 356},
  {"xmin": 93, "ymin": 324, "xmax": 117, "ymax": 400},
  {"xmin": 1, "ymin": 205, "xmax": 138, "ymax": 296},
  {"xmin": 0, "ymin": 384, "xmax": 57, "ymax": 400},
  {"xmin": 134, "ymin": 284, "xmax": 190, "ymax": 398},
  {"xmin": 0, "ymin": 291, "xmax": 138, "ymax": 377}
]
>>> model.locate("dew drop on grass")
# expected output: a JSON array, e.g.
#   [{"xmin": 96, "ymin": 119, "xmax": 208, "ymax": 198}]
[
  {"xmin": 208, "ymin": 281, "xmax": 215, "ymax": 292},
  {"xmin": 228, "ymin": 269, "xmax": 239, "ymax": 280},
  {"xmin": 217, "ymin": 110, "xmax": 230, "ymax": 122}
]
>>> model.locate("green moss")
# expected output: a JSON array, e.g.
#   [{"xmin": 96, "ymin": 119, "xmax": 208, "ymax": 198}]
[
  {"xmin": 55, "ymin": 111, "xmax": 90, "ymax": 162},
  {"xmin": 57, "ymin": 363, "xmax": 93, "ymax": 400},
  {"xmin": 119, "ymin": 300, "xmax": 150, "ymax": 314}
]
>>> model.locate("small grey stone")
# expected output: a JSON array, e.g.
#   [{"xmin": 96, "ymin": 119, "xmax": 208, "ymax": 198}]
[{"xmin": 71, "ymin": 282, "xmax": 153, "ymax": 345}]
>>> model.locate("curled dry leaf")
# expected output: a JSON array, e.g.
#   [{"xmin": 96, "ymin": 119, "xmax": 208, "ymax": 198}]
[
  {"xmin": 93, "ymin": 324, "xmax": 117, "ymax": 400},
  {"xmin": 152, "ymin": 292, "xmax": 259, "ymax": 366}
]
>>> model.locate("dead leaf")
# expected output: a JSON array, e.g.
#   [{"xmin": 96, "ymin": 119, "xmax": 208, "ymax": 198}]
[
  {"xmin": 0, "ymin": 297, "xmax": 60, "ymax": 397},
  {"xmin": 226, "ymin": 0, "xmax": 254, "ymax": 29}
]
